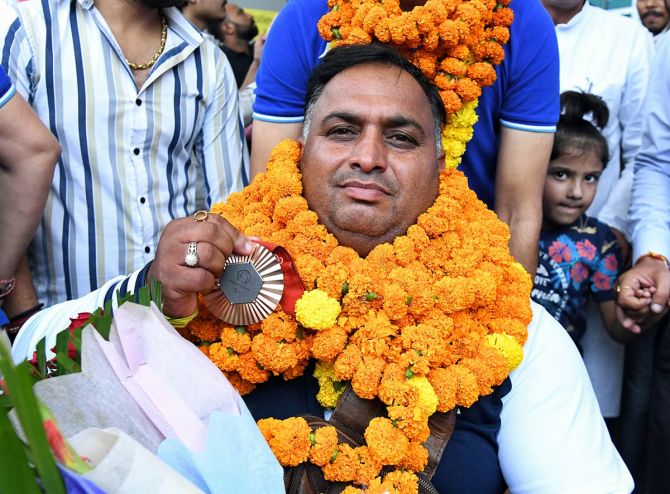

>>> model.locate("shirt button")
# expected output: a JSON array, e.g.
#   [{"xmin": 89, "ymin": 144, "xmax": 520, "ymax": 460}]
[
  {"xmin": 145, "ymin": 246, "xmax": 151, "ymax": 254},
  {"xmin": 133, "ymin": 148, "xmax": 140, "ymax": 156},
  {"xmin": 135, "ymin": 98, "xmax": 142, "ymax": 106},
  {"xmin": 140, "ymin": 197, "xmax": 146, "ymax": 204}
]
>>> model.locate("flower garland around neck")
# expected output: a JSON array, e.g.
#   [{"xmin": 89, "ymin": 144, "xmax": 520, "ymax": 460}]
[
  {"xmin": 184, "ymin": 140, "xmax": 532, "ymax": 492},
  {"xmin": 318, "ymin": 0, "xmax": 514, "ymax": 169}
]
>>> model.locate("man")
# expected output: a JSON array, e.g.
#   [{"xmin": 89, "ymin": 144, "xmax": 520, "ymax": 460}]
[
  {"xmin": 209, "ymin": 3, "xmax": 260, "ymax": 89},
  {"xmin": 540, "ymin": 0, "xmax": 654, "ymax": 425},
  {"xmin": 13, "ymin": 44, "xmax": 631, "ymax": 493},
  {"xmin": 249, "ymin": 0, "xmax": 560, "ymax": 277},
  {"xmin": 617, "ymin": 33, "xmax": 670, "ymax": 494},
  {"xmin": 206, "ymin": 3, "xmax": 265, "ymax": 127},
  {"xmin": 637, "ymin": 0, "xmax": 670, "ymax": 38},
  {"xmin": 0, "ymin": 0, "xmax": 248, "ymax": 313},
  {"xmin": 0, "ymin": 66, "xmax": 59, "ymax": 324}
]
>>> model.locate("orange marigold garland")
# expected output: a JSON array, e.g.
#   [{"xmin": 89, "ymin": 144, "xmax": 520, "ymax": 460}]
[
  {"xmin": 185, "ymin": 139, "xmax": 531, "ymax": 490},
  {"xmin": 187, "ymin": 2, "xmax": 519, "ymax": 489}
]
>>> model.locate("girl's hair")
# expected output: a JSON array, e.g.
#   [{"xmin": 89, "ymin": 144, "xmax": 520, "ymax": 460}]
[{"xmin": 551, "ymin": 91, "xmax": 610, "ymax": 166}]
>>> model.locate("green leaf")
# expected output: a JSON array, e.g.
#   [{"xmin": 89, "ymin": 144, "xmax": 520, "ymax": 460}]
[
  {"xmin": 150, "ymin": 280, "xmax": 163, "ymax": 310},
  {"xmin": 0, "ymin": 407, "xmax": 41, "ymax": 494},
  {"xmin": 35, "ymin": 337, "xmax": 47, "ymax": 378},
  {"xmin": 365, "ymin": 292, "xmax": 377, "ymax": 302},
  {"xmin": 0, "ymin": 343, "xmax": 65, "ymax": 494},
  {"xmin": 137, "ymin": 285, "xmax": 150, "ymax": 307},
  {"xmin": 341, "ymin": 282, "xmax": 349, "ymax": 296}
]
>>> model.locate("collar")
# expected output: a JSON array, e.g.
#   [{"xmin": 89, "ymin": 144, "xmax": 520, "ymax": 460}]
[
  {"xmin": 74, "ymin": 0, "xmax": 204, "ymax": 48},
  {"xmin": 555, "ymin": 1, "xmax": 591, "ymax": 31}
]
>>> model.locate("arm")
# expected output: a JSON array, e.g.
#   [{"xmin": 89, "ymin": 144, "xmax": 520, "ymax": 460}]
[
  {"xmin": 0, "ymin": 86, "xmax": 59, "ymax": 281},
  {"xmin": 597, "ymin": 28, "xmax": 654, "ymax": 237},
  {"xmin": 617, "ymin": 35, "xmax": 670, "ymax": 331},
  {"xmin": 250, "ymin": 121, "xmax": 303, "ymax": 179},
  {"xmin": 239, "ymin": 35, "xmax": 265, "ymax": 90},
  {"xmin": 598, "ymin": 300, "xmax": 636, "ymax": 344},
  {"xmin": 12, "ymin": 213, "xmax": 254, "ymax": 361},
  {"xmin": 499, "ymin": 303, "xmax": 633, "ymax": 493},
  {"xmin": 250, "ymin": 0, "xmax": 328, "ymax": 178},
  {"xmin": 494, "ymin": 128, "xmax": 552, "ymax": 277}
]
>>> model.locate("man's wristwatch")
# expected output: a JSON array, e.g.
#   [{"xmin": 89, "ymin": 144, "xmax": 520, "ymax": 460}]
[{"xmin": 0, "ymin": 275, "xmax": 15, "ymax": 299}]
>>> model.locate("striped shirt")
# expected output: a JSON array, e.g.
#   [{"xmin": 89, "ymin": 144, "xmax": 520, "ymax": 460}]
[{"xmin": 0, "ymin": 0, "xmax": 249, "ymax": 307}]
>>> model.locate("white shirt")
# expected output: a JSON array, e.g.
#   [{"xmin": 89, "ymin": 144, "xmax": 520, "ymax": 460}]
[
  {"xmin": 630, "ymin": 32, "xmax": 670, "ymax": 263},
  {"xmin": 0, "ymin": 0, "xmax": 249, "ymax": 306},
  {"xmin": 555, "ymin": 2, "xmax": 654, "ymax": 236}
]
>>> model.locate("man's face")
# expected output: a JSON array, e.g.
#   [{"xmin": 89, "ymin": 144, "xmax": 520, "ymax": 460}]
[
  {"xmin": 224, "ymin": 4, "xmax": 258, "ymax": 40},
  {"xmin": 300, "ymin": 63, "xmax": 443, "ymax": 257},
  {"xmin": 637, "ymin": 0, "xmax": 670, "ymax": 34}
]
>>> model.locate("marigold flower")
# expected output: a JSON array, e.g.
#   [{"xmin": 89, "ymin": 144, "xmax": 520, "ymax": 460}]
[
  {"xmin": 309, "ymin": 425, "xmax": 339, "ymax": 466},
  {"xmin": 258, "ymin": 417, "xmax": 311, "ymax": 466},
  {"xmin": 352, "ymin": 355, "xmax": 386, "ymax": 399},
  {"xmin": 260, "ymin": 309, "xmax": 300, "ymax": 343},
  {"xmin": 237, "ymin": 351, "xmax": 270, "ymax": 384},
  {"xmin": 219, "ymin": 326, "xmax": 251, "ymax": 354},
  {"xmin": 223, "ymin": 371, "xmax": 256, "ymax": 395},
  {"xmin": 407, "ymin": 376, "xmax": 439, "ymax": 416},
  {"xmin": 251, "ymin": 333, "xmax": 298, "ymax": 375},
  {"xmin": 207, "ymin": 342, "xmax": 240, "ymax": 372},
  {"xmin": 399, "ymin": 441, "xmax": 429, "ymax": 472},
  {"xmin": 365, "ymin": 417, "xmax": 409, "ymax": 465},
  {"xmin": 334, "ymin": 343, "xmax": 363, "ymax": 381},
  {"xmin": 312, "ymin": 326, "xmax": 348, "ymax": 362},
  {"xmin": 296, "ymin": 289, "xmax": 341, "ymax": 330},
  {"xmin": 485, "ymin": 332, "xmax": 524, "ymax": 371}
]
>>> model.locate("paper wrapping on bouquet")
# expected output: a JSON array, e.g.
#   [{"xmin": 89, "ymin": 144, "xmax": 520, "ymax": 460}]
[
  {"xmin": 33, "ymin": 302, "xmax": 283, "ymax": 493},
  {"xmin": 66, "ymin": 428, "xmax": 204, "ymax": 494},
  {"xmin": 158, "ymin": 410, "xmax": 284, "ymax": 494},
  {"xmin": 33, "ymin": 302, "xmax": 238, "ymax": 451}
]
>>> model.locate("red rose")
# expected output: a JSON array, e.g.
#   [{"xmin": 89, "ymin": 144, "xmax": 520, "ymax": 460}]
[{"xmin": 68, "ymin": 312, "xmax": 92, "ymax": 330}]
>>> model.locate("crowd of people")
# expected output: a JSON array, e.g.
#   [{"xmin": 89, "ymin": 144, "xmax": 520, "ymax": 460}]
[{"xmin": 1, "ymin": 0, "xmax": 669, "ymax": 492}]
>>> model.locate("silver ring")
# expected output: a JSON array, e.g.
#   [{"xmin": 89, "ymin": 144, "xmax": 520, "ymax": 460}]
[{"xmin": 184, "ymin": 242, "xmax": 198, "ymax": 267}]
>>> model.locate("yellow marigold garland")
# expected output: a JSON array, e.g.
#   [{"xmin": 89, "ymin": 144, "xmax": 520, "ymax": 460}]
[{"xmin": 185, "ymin": 139, "xmax": 531, "ymax": 490}]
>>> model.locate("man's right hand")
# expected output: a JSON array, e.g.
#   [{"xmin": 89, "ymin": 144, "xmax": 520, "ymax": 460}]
[
  {"xmin": 147, "ymin": 213, "xmax": 254, "ymax": 318},
  {"xmin": 615, "ymin": 256, "xmax": 670, "ymax": 334}
]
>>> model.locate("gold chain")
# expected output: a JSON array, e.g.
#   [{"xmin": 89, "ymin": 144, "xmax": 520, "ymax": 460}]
[{"xmin": 127, "ymin": 13, "xmax": 168, "ymax": 71}]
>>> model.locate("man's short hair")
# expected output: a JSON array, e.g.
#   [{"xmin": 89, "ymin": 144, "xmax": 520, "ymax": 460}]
[{"xmin": 303, "ymin": 44, "xmax": 447, "ymax": 149}]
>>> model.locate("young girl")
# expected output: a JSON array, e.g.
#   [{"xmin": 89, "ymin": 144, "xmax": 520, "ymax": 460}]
[{"xmin": 532, "ymin": 91, "xmax": 631, "ymax": 348}]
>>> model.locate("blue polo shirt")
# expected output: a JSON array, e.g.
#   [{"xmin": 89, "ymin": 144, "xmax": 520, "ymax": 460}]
[
  {"xmin": 0, "ymin": 65, "xmax": 15, "ymax": 108},
  {"xmin": 253, "ymin": 0, "xmax": 559, "ymax": 209}
]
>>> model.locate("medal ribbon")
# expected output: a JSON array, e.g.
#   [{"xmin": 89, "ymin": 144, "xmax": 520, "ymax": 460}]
[{"xmin": 257, "ymin": 241, "xmax": 305, "ymax": 317}]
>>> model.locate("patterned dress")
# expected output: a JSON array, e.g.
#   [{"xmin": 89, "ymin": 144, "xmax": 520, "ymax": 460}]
[{"xmin": 533, "ymin": 215, "xmax": 621, "ymax": 345}]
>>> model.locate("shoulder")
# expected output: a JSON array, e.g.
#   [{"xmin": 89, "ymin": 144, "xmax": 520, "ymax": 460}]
[
  {"xmin": 499, "ymin": 302, "xmax": 632, "ymax": 493},
  {"xmin": 509, "ymin": 0, "xmax": 556, "ymax": 42}
]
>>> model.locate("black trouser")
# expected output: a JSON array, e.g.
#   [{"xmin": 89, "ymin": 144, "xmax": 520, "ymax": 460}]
[{"xmin": 650, "ymin": 318, "xmax": 670, "ymax": 494}]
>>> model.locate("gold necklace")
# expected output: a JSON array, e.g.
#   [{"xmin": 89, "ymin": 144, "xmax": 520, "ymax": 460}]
[{"xmin": 127, "ymin": 13, "xmax": 167, "ymax": 71}]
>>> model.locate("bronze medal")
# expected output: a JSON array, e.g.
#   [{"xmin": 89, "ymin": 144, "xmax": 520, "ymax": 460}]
[{"xmin": 203, "ymin": 243, "xmax": 284, "ymax": 325}]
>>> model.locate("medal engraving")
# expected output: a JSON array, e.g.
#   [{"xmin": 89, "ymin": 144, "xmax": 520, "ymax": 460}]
[
  {"xmin": 203, "ymin": 243, "xmax": 284, "ymax": 325},
  {"xmin": 220, "ymin": 263, "xmax": 263, "ymax": 304}
]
